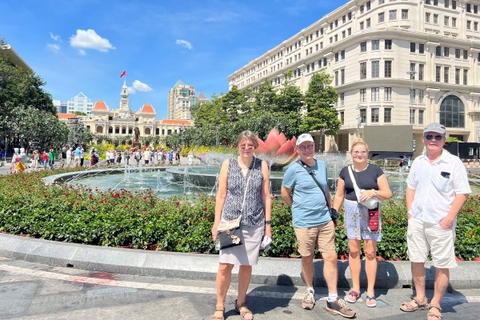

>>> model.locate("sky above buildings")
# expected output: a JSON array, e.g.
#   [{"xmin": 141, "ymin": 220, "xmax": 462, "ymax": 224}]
[{"xmin": 1, "ymin": 0, "xmax": 349, "ymax": 119}]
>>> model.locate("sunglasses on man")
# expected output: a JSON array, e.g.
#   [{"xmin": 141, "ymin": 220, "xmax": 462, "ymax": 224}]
[{"xmin": 424, "ymin": 134, "xmax": 444, "ymax": 141}]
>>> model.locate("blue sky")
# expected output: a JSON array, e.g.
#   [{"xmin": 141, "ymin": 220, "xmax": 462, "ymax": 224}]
[{"xmin": 1, "ymin": 0, "xmax": 349, "ymax": 119}]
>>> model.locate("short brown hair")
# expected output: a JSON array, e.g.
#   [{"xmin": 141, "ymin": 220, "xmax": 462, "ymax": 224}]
[{"xmin": 236, "ymin": 130, "xmax": 259, "ymax": 148}]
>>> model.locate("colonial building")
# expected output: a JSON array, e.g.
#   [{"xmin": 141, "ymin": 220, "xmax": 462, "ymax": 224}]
[
  {"xmin": 81, "ymin": 81, "xmax": 193, "ymax": 139},
  {"xmin": 228, "ymin": 0, "xmax": 480, "ymax": 156},
  {"xmin": 167, "ymin": 79, "xmax": 209, "ymax": 120}
]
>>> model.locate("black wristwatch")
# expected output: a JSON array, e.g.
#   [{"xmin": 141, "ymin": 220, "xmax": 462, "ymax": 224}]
[{"xmin": 265, "ymin": 220, "xmax": 271, "ymax": 225}]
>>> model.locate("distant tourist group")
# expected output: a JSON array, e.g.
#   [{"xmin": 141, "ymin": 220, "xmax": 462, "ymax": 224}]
[{"xmin": 211, "ymin": 123, "xmax": 470, "ymax": 320}]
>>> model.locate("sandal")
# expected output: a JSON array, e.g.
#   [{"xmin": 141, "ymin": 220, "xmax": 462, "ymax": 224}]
[
  {"xmin": 428, "ymin": 304, "xmax": 443, "ymax": 320},
  {"xmin": 365, "ymin": 295, "xmax": 377, "ymax": 308},
  {"xmin": 235, "ymin": 299, "xmax": 254, "ymax": 320},
  {"xmin": 211, "ymin": 306, "xmax": 224, "ymax": 320},
  {"xmin": 345, "ymin": 290, "xmax": 360, "ymax": 303},
  {"xmin": 400, "ymin": 297, "xmax": 428, "ymax": 312}
]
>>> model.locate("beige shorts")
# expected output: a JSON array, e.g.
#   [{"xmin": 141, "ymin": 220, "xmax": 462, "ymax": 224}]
[
  {"xmin": 407, "ymin": 217, "xmax": 457, "ymax": 269},
  {"xmin": 294, "ymin": 221, "xmax": 336, "ymax": 257}
]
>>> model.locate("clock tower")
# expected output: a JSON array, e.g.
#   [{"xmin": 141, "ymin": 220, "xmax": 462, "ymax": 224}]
[{"xmin": 119, "ymin": 80, "xmax": 130, "ymax": 112}]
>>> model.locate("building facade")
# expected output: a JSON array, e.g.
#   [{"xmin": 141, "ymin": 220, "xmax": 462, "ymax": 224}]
[
  {"xmin": 167, "ymin": 79, "xmax": 209, "ymax": 120},
  {"xmin": 54, "ymin": 92, "xmax": 94, "ymax": 115},
  {"xmin": 228, "ymin": 0, "xmax": 480, "ymax": 156},
  {"xmin": 81, "ymin": 82, "xmax": 192, "ymax": 139}
]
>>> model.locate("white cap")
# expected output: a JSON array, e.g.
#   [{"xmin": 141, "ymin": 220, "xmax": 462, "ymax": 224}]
[{"xmin": 296, "ymin": 133, "xmax": 314, "ymax": 146}]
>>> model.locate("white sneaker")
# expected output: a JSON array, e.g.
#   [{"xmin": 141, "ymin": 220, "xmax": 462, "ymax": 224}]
[{"xmin": 302, "ymin": 290, "xmax": 315, "ymax": 310}]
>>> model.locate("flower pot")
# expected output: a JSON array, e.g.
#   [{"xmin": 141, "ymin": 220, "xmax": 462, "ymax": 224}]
[{"xmin": 472, "ymin": 257, "xmax": 480, "ymax": 262}]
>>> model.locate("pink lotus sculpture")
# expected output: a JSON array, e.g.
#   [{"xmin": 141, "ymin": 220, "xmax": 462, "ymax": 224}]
[{"xmin": 256, "ymin": 128, "xmax": 298, "ymax": 169}]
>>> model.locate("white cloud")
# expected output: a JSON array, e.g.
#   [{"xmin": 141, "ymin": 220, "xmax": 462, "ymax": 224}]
[
  {"xmin": 175, "ymin": 39, "xmax": 193, "ymax": 50},
  {"xmin": 127, "ymin": 87, "xmax": 136, "ymax": 94},
  {"xmin": 70, "ymin": 29, "xmax": 115, "ymax": 53},
  {"xmin": 47, "ymin": 43, "xmax": 60, "ymax": 52},
  {"xmin": 132, "ymin": 80, "xmax": 153, "ymax": 92},
  {"xmin": 50, "ymin": 32, "xmax": 62, "ymax": 42}
]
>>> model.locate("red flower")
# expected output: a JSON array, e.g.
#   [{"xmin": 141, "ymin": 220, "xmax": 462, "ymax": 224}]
[
  {"xmin": 175, "ymin": 201, "xmax": 180, "ymax": 205},
  {"xmin": 469, "ymin": 231, "xmax": 473, "ymax": 237},
  {"xmin": 143, "ymin": 212, "xmax": 147, "ymax": 216},
  {"xmin": 206, "ymin": 215, "xmax": 210, "ymax": 220},
  {"xmin": 65, "ymin": 193, "xmax": 70, "ymax": 197},
  {"xmin": 203, "ymin": 207, "xmax": 208, "ymax": 211},
  {"xmin": 89, "ymin": 194, "xmax": 93, "ymax": 199},
  {"xmin": 125, "ymin": 205, "xmax": 129, "ymax": 208},
  {"xmin": 92, "ymin": 207, "xmax": 96, "ymax": 211},
  {"xmin": 44, "ymin": 195, "xmax": 48, "ymax": 198}
]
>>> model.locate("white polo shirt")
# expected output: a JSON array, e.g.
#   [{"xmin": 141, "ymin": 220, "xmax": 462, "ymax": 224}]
[{"xmin": 407, "ymin": 150, "xmax": 471, "ymax": 224}]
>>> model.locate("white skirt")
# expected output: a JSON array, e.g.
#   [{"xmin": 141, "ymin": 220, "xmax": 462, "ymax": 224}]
[{"xmin": 219, "ymin": 225, "xmax": 264, "ymax": 266}]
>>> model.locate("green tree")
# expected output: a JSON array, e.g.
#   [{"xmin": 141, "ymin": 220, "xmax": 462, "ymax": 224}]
[
  {"xmin": 274, "ymin": 72, "xmax": 304, "ymax": 138},
  {"xmin": 301, "ymin": 71, "xmax": 340, "ymax": 151},
  {"xmin": 221, "ymin": 85, "xmax": 250, "ymax": 122}
]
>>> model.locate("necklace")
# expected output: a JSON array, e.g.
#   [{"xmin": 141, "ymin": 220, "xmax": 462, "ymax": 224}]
[{"xmin": 353, "ymin": 164, "xmax": 369, "ymax": 172}]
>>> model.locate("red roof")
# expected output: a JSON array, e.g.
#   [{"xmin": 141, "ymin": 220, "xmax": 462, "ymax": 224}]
[
  {"xmin": 57, "ymin": 113, "xmax": 77, "ymax": 119},
  {"xmin": 140, "ymin": 104, "xmax": 155, "ymax": 114},
  {"xmin": 92, "ymin": 101, "xmax": 108, "ymax": 111},
  {"xmin": 161, "ymin": 119, "xmax": 192, "ymax": 125}
]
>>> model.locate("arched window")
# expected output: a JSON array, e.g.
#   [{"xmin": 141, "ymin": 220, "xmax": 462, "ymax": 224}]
[{"xmin": 439, "ymin": 95, "xmax": 464, "ymax": 128}]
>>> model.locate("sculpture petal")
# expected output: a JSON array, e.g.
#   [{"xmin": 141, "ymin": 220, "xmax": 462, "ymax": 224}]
[
  {"xmin": 265, "ymin": 134, "xmax": 281, "ymax": 156},
  {"xmin": 277, "ymin": 132, "xmax": 287, "ymax": 145},
  {"xmin": 255, "ymin": 138, "xmax": 271, "ymax": 155},
  {"xmin": 276, "ymin": 139, "xmax": 295, "ymax": 157}
]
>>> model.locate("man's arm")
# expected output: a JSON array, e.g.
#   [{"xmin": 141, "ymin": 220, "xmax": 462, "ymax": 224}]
[{"xmin": 281, "ymin": 185, "xmax": 293, "ymax": 208}]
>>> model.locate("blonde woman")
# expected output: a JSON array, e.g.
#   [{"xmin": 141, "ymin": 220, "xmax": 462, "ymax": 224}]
[
  {"xmin": 332, "ymin": 138, "xmax": 392, "ymax": 308},
  {"xmin": 211, "ymin": 130, "xmax": 272, "ymax": 320}
]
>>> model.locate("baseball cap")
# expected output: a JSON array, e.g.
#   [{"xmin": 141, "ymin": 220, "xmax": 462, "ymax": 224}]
[
  {"xmin": 296, "ymin": 133, "xmax": 314, "ymax": 146},
  {"xmin": 423, "ymin": 122, "xmax": 446, "ymax": 135}
]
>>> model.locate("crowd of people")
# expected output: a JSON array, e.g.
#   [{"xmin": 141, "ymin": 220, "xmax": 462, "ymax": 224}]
[{"xmin": 211, "ymin": 123, "xmax": 470, "ymax": 320}]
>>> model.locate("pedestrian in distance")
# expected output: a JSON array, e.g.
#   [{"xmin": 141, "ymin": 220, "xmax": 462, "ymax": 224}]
[
  {"xmin": 281, "ymin": 133, "xmax": 356, "ymax": 318},
  {"xmin": 399, "ymin": 123, "xmax": 471, "ymax": 320},
  {"xmin": 211, "ymin": 130, "xmax": 272, "ymax": 320},
  {"xmin": 332, "ymin": 138, "xmax": 392, "ymax": 308}
]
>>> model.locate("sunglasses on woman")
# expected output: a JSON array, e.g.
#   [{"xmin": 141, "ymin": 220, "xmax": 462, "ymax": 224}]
[{"xmin": 424, "ymin": 134, "xmax": 444, "ymax": 141}]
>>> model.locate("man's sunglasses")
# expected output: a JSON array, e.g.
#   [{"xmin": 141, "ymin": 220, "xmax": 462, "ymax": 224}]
[{"xmin": 424, "ymin": 134, "xmax": 444, "ymax": 141}]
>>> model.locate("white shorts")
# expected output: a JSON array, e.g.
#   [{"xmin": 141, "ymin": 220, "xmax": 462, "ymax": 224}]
[{"xmin": 407, "ymin": 217, "xmax": 457, "ymax": 269}]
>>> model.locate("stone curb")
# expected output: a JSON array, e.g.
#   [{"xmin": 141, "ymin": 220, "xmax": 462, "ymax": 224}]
[{"xmin": 1, "ymin": 233, "xmax": 479, "ymax": 290}]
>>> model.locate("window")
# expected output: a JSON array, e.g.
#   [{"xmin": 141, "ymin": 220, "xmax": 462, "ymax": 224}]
[
  {"xmin": 433, "ymin": 14, "xmax": 438, "ymax": 24},
  {"xmin": 334, "ymin": 34, "xmax": 338, "ymax": 42},
  {"xmin": 360, "ymin": 5, "xmax": 365, "ymax": 14},
  {"xmin": 371, "ymin": 87, "xmax": 380, "ymax": 101},
  {"xmin": 342, "ymin": 30, "xmax": 346, "ymax": 38},
  {"xmin": 360, "ymin": 42, "xmax": 367, "ymax": 52},
  {"xmin": 366, "ymin": 1, "xmax": 371, "ymax": 10},
  {"xmin": 360, "ymin": 21, "xmax": 364, "ymax": 30},
  {"xmin": 389, "ymin": 10, "xmax": 397, "ymax": 20},
  {"xmin": 384, "ymin": 108, "xmax": 392, "ymax": 123},
  {"xmin": 348, "ymin": 12, "xmax": 352, "ymax": 20},
  {"xmin": 335, "ymin": 71, "xmax": 339, "ymax": 86},
  {"xmin": 348, "ymin": 28, "xmax": 352, "ymax": 35},
  {"xmin": 340, "ymin": 93, "xmax": 345, "ymax": 106},
  {"xmin": 452, "ymin": 1, "xmax": 456, "ymax": 9},
  {"xmin": 434, "ymin": 0, "xmax": 438, "ymax": 5},
  {"xmin": 402, "ymin": 9, "xmax": 409, "ymax": 19},
  {"xmin": 445, "ymin": 0, "xmax": 449, "ymax": 8},
  {"xmin": 360, "ymin": 89, "xmax": 366, "ymax": 102},
  {"xmin": 371, "ymin": 108, "xmax": 380, "ymax": 123},
  {"xmin": 436, "ymin": 66, "xmax": 441, "ymax": 82},
  {"xmin": 410, "ymin": 89, "xmax": 415, "ymax": 104},
  {"xmin": 372, "ymin": 40, "xmax": 380, "ymax": 50},
  {"xmin": 419, "ymin": 109, "xmax": 424, "ymax": 125},
  {"xmin": 335, "ymin": 52, "xmax": 339, "ymax": 62},
  {"xmin": 455, "ymin": 68, "xmax": 460, "ymax": 84},
  {"xmin": 435, "ymin": 46, "xmax": 441, "ymax": 57},
  {"xmin": 466, "ymin": 3, "xmax": 471, "ymax": 12},
  {"xmin": 340, "ymin": 111, "xmax": 345, "ymax": 124},
  {"xmin": 341, "ymin": 69, "xmax": 345, "ymax": 85},
  {"xmin": 410, "ymin": 42, "xmax": 416, "ymax": 53},
  {"xmin": 360, "ymin": 62, "xmax": 367, "ymax": 79},
  {"xmin": 444, "ymin": 47, "xmax": 449, "ymax": 57},
  {"xmin": 379, "ymin": 0, "xmax": 385, "ymax": 3},
  {"xmin": 385, "ymin": 39, "xmax": 392, "ymax": 50},
  {"xmin": 419, "ymin": 43, "xmax": 424, "ymax": 54},
  {"xmin": 463, "ymin": 50, "xmax": 468, "ymax": 59},
  {"xmin": 341, "ymin": 50, "xmax": 345, "ymax": 59},
  {"xmin": 475, "ymin": 22, "xmax": 478, "ymax": 31},
  {"xmin": 379, "ymin": 12, "xmax": 385, "ymax": 23},
  {"xmin": 444, "ymin": 16, "xmax": 449, "ymax": 26},
  {"xmin": 452, "ymin": 17, "xmax": 456, "ymax": 27},
  {"xmin": 419, "ymin": 64, "xmax": 424, "ymax": 80},
  {"xmin": 366, "ymin": 18, "xmax": 371, "ymax": 28},
  {"xmin": 410, "ymin": 63, "xmax": 416, "ymax": 79},
  {"xmin": 360, "ymin": 109, "xmax": 367, "ymax": 123},
  {"xmin": 371, "ymin": 61, "xmax": 380, "ymax": 78},
  {"xmin": 440, "ymin": 95, "xmax": 465, "ymax": 128},
  {"xmin": 463, "ymin": 69, "xmax": 468, "ymax": 85},
  {"xmin": 410, "ymin": 109, "xmax": 415, "ymax": 124},
  {"xmin": 426, "ymin": 13, "xmax": 430, "ymax": 23},
  {"xmin": 455, "ymin": 49, "xmax": 460, "ymax": 58},
  {"xmin": 425, "ymin": 0, "xmax": 431, "ymax": 4},
  {"xmin": 467, "ymin": 21, "xmax": 471, "ymax": 30},
  {"xmin": 323, "ymin": 57, "xmax": 328, "ymax": 66},
  {"xmin": 418, "ymin": 90, "xmax": 424, "ymax": 104},
  {"xmin": 384, "ymin": 61, "xmax": 392, "ymax": 77},
  {"xmin": 384, "ymin": 87, "xmax": 392, "ymax": 101}
]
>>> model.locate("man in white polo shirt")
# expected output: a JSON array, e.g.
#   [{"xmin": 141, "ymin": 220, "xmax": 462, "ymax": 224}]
[{"xmin": 400, "ymin": 122, "xmax": 471, "ymax": 320}]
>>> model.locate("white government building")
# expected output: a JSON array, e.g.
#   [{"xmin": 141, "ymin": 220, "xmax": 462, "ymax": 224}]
[{"xmin": 228, "ymin": 0, "xmax": 480, "ymax": 157}]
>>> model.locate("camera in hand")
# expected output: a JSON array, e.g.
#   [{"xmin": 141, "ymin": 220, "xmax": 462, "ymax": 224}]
[{"xmin": 368, "ymin": 208, "xmax": 379, "ymax": 231}]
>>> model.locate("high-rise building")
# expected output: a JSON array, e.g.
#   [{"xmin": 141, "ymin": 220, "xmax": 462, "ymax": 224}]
[
  {"xmin": 65, "ymin": 92, "xmax": 94, "ymax": 115},
  {"xmin": 228, "ymin": 0, "xmax": 480, "ymax": 156},
  {"xmin": 167, "ymin": 79, "xmax": 209, "ymax": 120}
]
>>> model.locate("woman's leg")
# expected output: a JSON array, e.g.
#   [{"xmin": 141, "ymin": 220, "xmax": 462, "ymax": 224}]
[
  {"xmin": 215, "ymin": 263, "xmax": 234, "ymax": 309},
  {"xmin": 364, "ymin": 239, "xmax": 378, "ymax": 297},
  {"xmin": 237, "ymin": 265, "xmax": 252, "ymax": 305},
  {"xmin": 348, "ymin": 239, "xmax": 362, "ymax": 293}
]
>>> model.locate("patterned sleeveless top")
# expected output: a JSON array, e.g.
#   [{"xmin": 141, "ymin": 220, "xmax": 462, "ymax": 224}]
[{"xmin": 221, "ymin": 157, "xmax": 265, "ymax": 227}]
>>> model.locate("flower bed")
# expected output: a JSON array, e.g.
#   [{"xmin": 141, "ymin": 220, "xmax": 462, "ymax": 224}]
[{"xmin": 1, "ymin": 171, "xmax": 479, "ymax": 260}]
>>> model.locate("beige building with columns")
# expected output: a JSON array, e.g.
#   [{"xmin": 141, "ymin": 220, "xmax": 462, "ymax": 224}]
[{"xmin": 228, "ymin": 0, "xmax": 480, "ymax": 157}]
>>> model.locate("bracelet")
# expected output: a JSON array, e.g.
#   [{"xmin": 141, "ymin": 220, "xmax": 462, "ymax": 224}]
[
  {"xmin": 265, "ymin": 220, "xmax": 271, "ymax": 225},
  {"xmin": 372, "ymin": 189, "xmax": 378, "ymax": 196}
]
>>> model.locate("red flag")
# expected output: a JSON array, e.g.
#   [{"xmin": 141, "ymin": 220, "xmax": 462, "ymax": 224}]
[{"xmin": 120, "ymin": 70, "xmax": 126, "ymax": 78}]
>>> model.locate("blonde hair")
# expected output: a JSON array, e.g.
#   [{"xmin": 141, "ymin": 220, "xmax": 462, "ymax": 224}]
[
  {"xmin": 350, "ymin": 138, "xmax": 369, "ymax": 153},
  {"xmin": 236, "ymin": 130, "xmax": 259, "ymax": 148}
]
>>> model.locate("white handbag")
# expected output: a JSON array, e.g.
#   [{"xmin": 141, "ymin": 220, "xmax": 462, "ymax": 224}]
[{"xmin": 347, "ymin": 166, "xmax": 379, "ymax": 209}]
